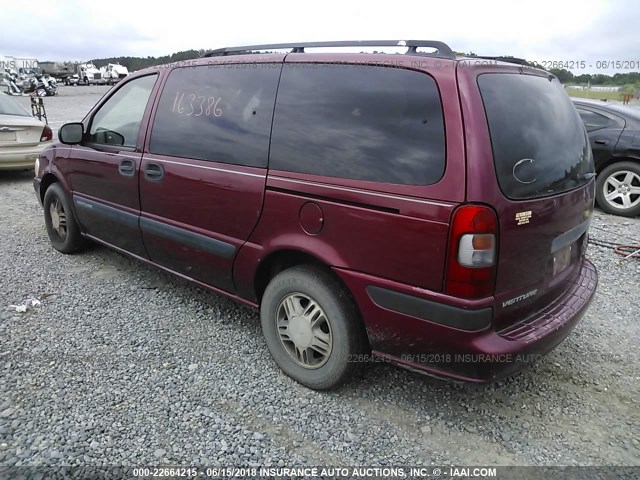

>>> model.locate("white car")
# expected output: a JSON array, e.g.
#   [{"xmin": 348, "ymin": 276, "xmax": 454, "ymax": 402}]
[
  {"xmin": 0, "ymin": 92, "xmax": 52, "ymax": 170},
  {"xmin": 65, "ymin": 74, "xmax": 80, "ymax": 86}
]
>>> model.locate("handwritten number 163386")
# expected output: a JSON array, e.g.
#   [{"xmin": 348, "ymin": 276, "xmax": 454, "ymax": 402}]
[{"xmin": 172, "ymin": 91, "xmax": 222, "ymax": 117}]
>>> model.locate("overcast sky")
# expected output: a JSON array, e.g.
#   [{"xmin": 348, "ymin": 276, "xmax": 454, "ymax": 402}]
[{"xmin": 2, "ymin": 0, "xmax": 638, "ymax": 74}]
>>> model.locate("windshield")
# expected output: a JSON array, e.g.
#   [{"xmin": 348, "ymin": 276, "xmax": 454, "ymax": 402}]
[
  {"xmin": 0, "ymin": 93, "xmax": 31, "ymax": 116},
  {"xmin": 478, "ymin": 73, "xmax": 593, "ymax": 200}
]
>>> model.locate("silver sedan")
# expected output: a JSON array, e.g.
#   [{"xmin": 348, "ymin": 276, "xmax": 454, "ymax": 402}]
[{"xmin": 0, "ymin": 92, "xmax": 52, "ymax": 170}]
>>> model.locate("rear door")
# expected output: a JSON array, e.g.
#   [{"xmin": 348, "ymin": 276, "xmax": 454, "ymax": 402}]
[
  {"xmin": 574, "ymin": 104, "xmax": 624, "ymax": 169},
  {"xmin": 461, "ymin": 69, "xmax": 595, "ymax": 327},
  {"xmin": 139, "ymin": 61, "xmax": 282, "ymax": 293},
  {"xmin": 61, "ymin": 73, "xmax": 159, "ymax": 257},
  {"xmin": 256, "ymin": 58, "xmax": 459, "ymax": 293}
]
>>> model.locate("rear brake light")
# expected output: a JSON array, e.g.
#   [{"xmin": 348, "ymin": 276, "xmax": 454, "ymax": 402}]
[
  {"xmin": 445, "ymin": 205, "xmax": 498, "ymax": 298},
  {"xmin": 41, "ymin": 125, "xmax": 53, "ymax": 142}
]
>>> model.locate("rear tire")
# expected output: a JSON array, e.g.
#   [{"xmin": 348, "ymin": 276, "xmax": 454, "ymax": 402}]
[
  {"xmin": 43, "ymin": 183, "xmax": 87, "ymax": 254},
  {"xmin": 260, "ymin": 265, "xmax": 367, "ymax": 390},
  {"xmin": 595, "ymin": 161, "xmax": 640, "ymax": 217}
]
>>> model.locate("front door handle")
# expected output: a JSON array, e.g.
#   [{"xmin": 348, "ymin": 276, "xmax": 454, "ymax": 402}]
[
  {"xmin": 144, "ymin": 163, "xmax": 164, "ymax": 182},
  {"xmin": 594, "ymin": 139, "xmax": 609, "ymax": 145},
  {"xmin": 118, "ymin": 159, "xmax": 135, "ymax": 177}
]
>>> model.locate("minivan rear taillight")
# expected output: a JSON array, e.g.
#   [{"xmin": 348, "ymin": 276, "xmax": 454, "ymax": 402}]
[{"xmin": 445, "ymin": 205, "xmax": 498, "ymax": 299}]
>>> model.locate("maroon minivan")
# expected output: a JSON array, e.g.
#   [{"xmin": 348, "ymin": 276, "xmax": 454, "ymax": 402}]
[{"xmin": 34, "ymin": 41, "xmax": 598, "ymax": 390}]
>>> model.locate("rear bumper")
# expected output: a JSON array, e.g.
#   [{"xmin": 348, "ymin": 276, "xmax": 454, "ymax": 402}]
[
  {"xmin": 0, "ymin": 143, "xmax": 47, "ymax": 170},
  {"xmin": 335, "ymin": 257, "xmax": 598, "ymax": 383}
]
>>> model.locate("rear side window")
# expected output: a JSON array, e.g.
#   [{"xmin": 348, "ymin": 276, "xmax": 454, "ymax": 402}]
[
  {"xmin": 150, "ymin": 65, "xmax": 281, "ymax": 168},
  {"xmin": 478, "ymin": 74, "xmax": 593, "ymax": 200},
  {"xmin": 576, "ymin": 108, "xmax": 613, "ymax": 132},
  {"xmin": 270, "ymin": 64, "xmax": 446, "ymax": 185}
]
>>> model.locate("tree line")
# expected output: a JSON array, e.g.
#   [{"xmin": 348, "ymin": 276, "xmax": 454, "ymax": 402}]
[
  {"xmin": 546, "ymin": 69, "xmax": 640, "ymax": 85},
  {"xmin": 91, "ymin": 50, "xmax": 203, "ymax": 71}
]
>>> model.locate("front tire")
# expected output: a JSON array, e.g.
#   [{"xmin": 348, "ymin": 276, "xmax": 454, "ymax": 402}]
[
  {"xmin": 260, "ymin": 265, "xmax": 367, "ymax": 390},
  {"xmin": 596, "ymin": 161, "xmax": 640, "ymax": 217},
  {"xmin": 43, "ymin": 183, "xmax": 87, "ymax": 254}
]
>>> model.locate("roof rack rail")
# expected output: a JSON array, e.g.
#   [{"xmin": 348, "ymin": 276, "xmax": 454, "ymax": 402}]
[{"xmin": 202, "ymin": 40, "xmax": 455, "ymax": 59}]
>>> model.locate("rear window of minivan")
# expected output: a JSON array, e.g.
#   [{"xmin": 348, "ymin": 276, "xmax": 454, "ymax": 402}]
[{"xmin": 478, "ymin": 73, "xmax": 593, "ymax": 200}]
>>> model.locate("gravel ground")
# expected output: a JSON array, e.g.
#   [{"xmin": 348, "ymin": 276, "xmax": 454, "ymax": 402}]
[{"xmin": 0, "ymin": 86, "xmax": 639, "ymax": 472}]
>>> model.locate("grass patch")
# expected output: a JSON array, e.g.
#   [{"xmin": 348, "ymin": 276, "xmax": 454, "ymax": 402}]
[{"xmin": 565, "ymin": 88, "xmax": 626, "ymax": 101}]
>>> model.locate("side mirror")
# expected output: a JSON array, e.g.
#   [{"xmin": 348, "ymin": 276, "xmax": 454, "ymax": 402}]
[{"xmin": 58, "ymin": 122, "xmax": 84, "ymax": 144}]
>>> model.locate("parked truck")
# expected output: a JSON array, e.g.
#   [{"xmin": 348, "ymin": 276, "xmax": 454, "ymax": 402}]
[
  {"xmin": 77, "ymin": 62, "xmax": 103, "ymax": 85},
  {"xmin": 100, "ymin": 63, "xmax": 129, "ymax": 84}
]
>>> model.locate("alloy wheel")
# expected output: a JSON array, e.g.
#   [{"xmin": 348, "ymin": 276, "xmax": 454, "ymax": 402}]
[{"xmin": 602, "ymin": 170, "xmax": 640, "ymax": 210}]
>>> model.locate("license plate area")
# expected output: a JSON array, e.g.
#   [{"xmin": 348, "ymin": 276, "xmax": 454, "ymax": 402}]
[
  {"xmin": 553, "ymin": 244, "xmax": 573, "ymax": 276},
  {"xmin": 0, "ymin": 131, "xmax": 17, "ymax": 142}
]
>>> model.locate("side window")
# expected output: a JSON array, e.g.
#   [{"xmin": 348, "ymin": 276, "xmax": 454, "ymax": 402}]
[
  {"xmin": 88, "ymin": 74, "xmax": 157, "ymax": 147},
  {"xmin": 576, "ymin": 108, "xmax": 611, "ymax": 132},
  {"xmin": 270, "ymin": 64, "xmax": 446, "ymax": 186},
  {"xmin": 149, "ymin": 64, "xmax": 281, "ymax": 168}
]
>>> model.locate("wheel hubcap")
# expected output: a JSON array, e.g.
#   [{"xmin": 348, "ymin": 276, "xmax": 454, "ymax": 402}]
[
  {"xmin": 603, "ymin": 170, "xmax": 640, "ymax": 210},
  {"xmin": 276, "ymin": 293, "xmax": 332, "ymax": 369},
  {"xmin": 49, "ymin": 198, "xmax": 67, "ymax": 239}
]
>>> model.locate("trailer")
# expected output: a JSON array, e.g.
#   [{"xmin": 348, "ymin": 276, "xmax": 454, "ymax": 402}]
[{"xmin": 39, "ymin": 61, "xmax": 76, "ymax": 83}]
